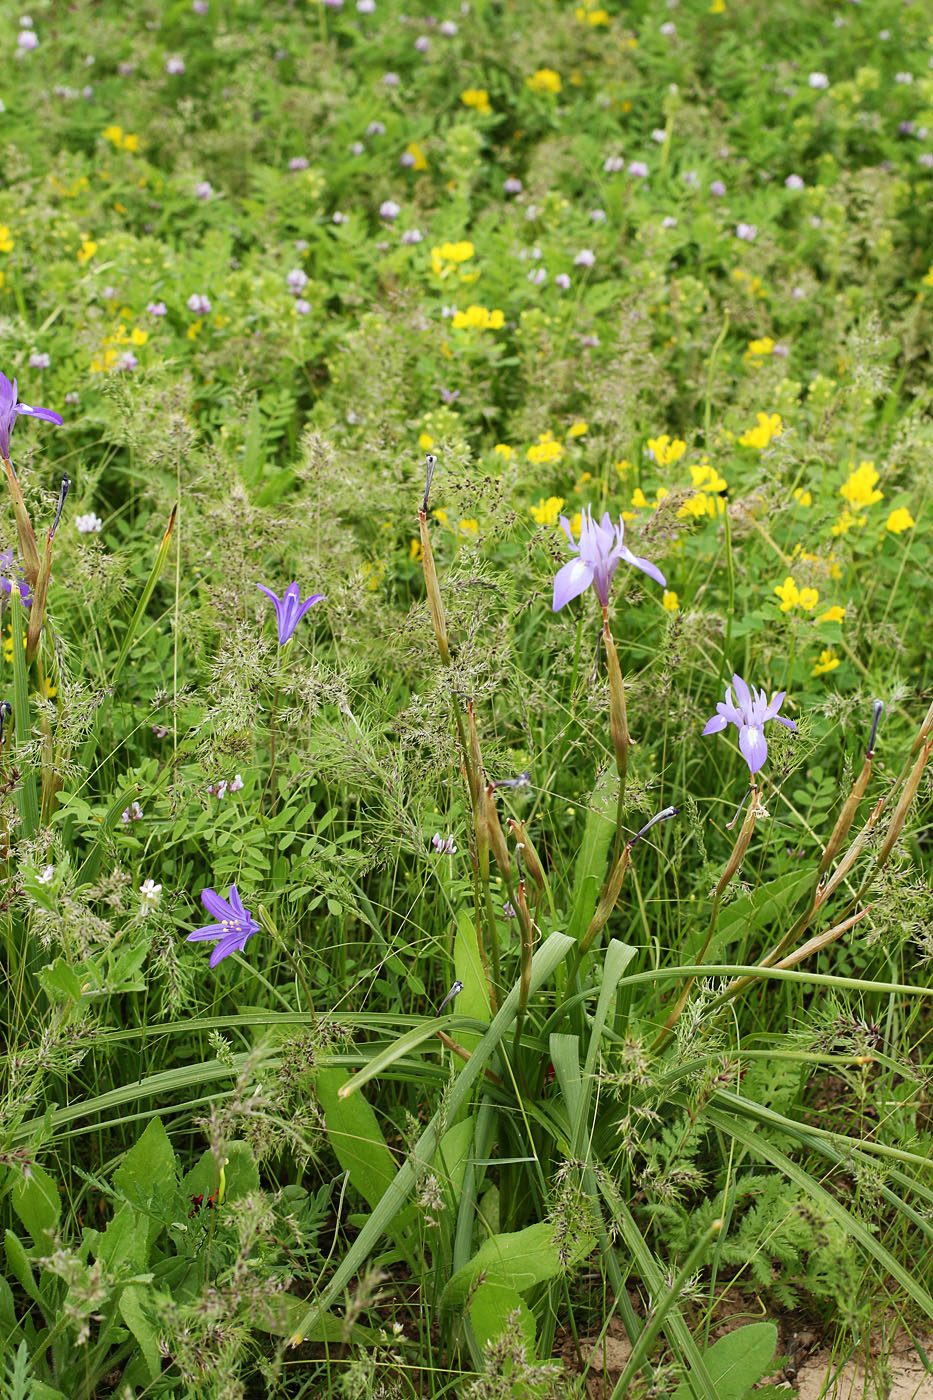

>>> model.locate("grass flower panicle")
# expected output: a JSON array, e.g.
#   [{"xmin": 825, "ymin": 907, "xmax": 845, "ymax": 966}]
[{"xmin": 187, "ymin": 885, "xmax": 260, "ymax": 968}]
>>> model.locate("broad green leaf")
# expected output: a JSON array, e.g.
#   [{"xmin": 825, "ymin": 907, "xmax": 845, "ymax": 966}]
[
  {"xmin": 222, "ymin": 1141, "xmax": 260, "ymax": 1202},
  {"xmin": 119, "ymin": 1285, "xmax": 161, "ymax": 1382},
  {"xmin": 441, "ymin": 1221, "xmax": 594, "ymax": 1312},
  {"xmin": 435, "ymin": 1119, "xmax": 475, "ymax": 1207},
  {"xmin": 567, "ymin": 766, "xmax": 616, "ymax": 943},
  {"xmin": 709, "ymin": 871, "xmax": 811, "ymax": 959},
  {"xmin": 113, "ymin": 1117, "xmax": 178, "ymax": 1251},
  {"xmin": 4, "ymin": 1231, "xmax": 40, "ymax": 1303},
  {"xmin": 96, "ymin": 1204, "xmax": 147, "ymax": 1272},
  {"xmin": 9, "ymin": 1164, "xmax": 60, "ymax": 1250},
  {"xmin": 671, "ymin": 1323, "xmax": 777, "ymax": 1400},
  {"xmin": 468, "ymin": 1282, "xmax": 535, "ymax": 1353},
  {"xmin": 316, "ymin": 1067, "xmax": 399, "ymax": 1212},
  {"xmin": 454, "ymin": 908, "xmax": 492, "ymax": 1054}
]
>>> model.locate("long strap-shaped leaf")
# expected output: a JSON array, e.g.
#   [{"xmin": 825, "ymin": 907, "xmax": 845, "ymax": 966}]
[
  {"xmin": 704, "ymin": 1105, "xmax": 933, "ymax": 1317},
  {"xmin": 288, "ymin": 930, "xmax": 575, "ymax": 1345},
  {"xmin": 10, "ymin": 588, "xmax": 38, "ymax": 836}
]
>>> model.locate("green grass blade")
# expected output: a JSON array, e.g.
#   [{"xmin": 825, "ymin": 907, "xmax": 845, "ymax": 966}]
[{"xmin": 10, "ymin": 588, "xmax": 38, "ymax": 836}]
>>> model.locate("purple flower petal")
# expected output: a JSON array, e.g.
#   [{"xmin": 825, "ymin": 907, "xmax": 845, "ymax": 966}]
[
  {"xmin": 618, "ymin": 544, "xmax": 667, "ymax": 589},
  {"xmin": 186, "ymin": 923, "xmax": 226, "ymax": 941},
  {"xmin": 702, "ymin": 714, "xmax": 728, "ymax": 735},
  {"xmin": 201, "ymin": 888, "xmax": 233, "ymax": 921},
  {"xmin": 738, "ymin": 723, "xmax": 768, "ymax": 774},
  {"xmin": 553, "ymin": 558, "xmax": 594, "ymax": 611}
]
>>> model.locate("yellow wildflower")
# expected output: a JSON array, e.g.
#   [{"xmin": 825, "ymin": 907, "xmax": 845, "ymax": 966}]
[
  {"xmin": 710, "ymin": 0, "xmax": 726, "ymax": 11},
  {"xmin": 738, "ymin": 412, "xmax": 783, "ymax": 449},
  {"xmin": 459, "ymin": 518, "xmax": 479, "ymax": 536},
  {"xmin": 0, "ymin": 225, "xmax": 13, "ymax": 253},
  {"xmin": 460, "ymin": 88, "xmax": 492, "ymax": 115},
  {"xmin": 575, "ymin": 5, "xmax": 609, "ymax": 22},
  {"xmin": 840, "ymin": 460, "xmax": 883, "ymax": 510},
  {"xmin": 631, "ymin": 488, "xmax": 648, "ymax": 508},
  {"xmin": 615, "ymin": 459, "xmax": 632, "ymax": 477},
  {"xmin": 77, "ymin": 238, "xmax": 97, "ymax": 265},
  {"xmin": 123, "ymin": 133, "xmax": 140, "ymax": 152},
  {"xmin": 775, "ymin": 576, "xmax": 819, "ymax": 612},
  {"xmin": 526, "ymin": 432, "xmax": 565, "ymax": 466},
  {"xmin": 646, "ymin": 434, "xmax": 686, "ymax": 468},
  {"xmin": 102, "ymin": 124, "xmax": 124, "ymax": 146},
  {"xmin": 923, "ymin": 267, "xmax": 933, "ymax": 288},
  {"xmin": 575, "ymin": 472, "xmax": 592, "ymax": 490},
  {"xmin": 187, "ymin": 319, "xmax": 203, "ymax": 340},
  {"xmin": 818, "ymin": 606, "xmax": 845, "ymax": 623},
  {"xmin": 409, "ymin": 538, "xmax": 422, "ymax": 561},
  {"xmin": 567, "ymin": 420, "xmax": 588, "ymax": 438},
  {"xmin": 493, "ymin": 443, "xmax": 513, "ymax": 460},
  {"xmin": 433, "ymin": 508, "xmax": 450, "ymax": 526},
  {"xmin": 530, "ymin": 496, "xmax": 565, "ymax": 527},
  {"xmin": 831, "ymin": 509, "xmax": 865, "ymax": 537},
  {"xmin": 885, "ymin": 507, "xmax": 915, "ymax": 534},
  {"xmin": 745, "ymin": 336, "xmax": 775, "ymax": 361},
  {"xmin": 405, "ymin": 141, "xmax": 428, "ymax": 171},
  {"xmin": 662, "ymin": 590, "xmax": 679, "ymax": 611},
  {"xmin": 568, "ymin": 510, "xmax": 582, "ymax": 537},
  {"xmin": 450, "ymin": 305, "xmax": 503, "ymax": 331},
  {"xmin": 811, "ymin": 649, "xmax": 840, "ymax": 677},
  {"xmin": 794, "ymin": 487, "xmax": 812, "ymax": 506},
  {"xmin": 419, "ymin": 432, "xmax": 435, "ymax": 450},
  {"xmin": 526, "ymin": 68, "xmax": 562, "ymax": 94},
  {"xmin": 689, "ymin": 461, "xmax": 727, "ymax": 492},
  {"xmin": 130, "ymin": 327, "xmax": 148, "ymax": 346},
  {"xmin": 431, "ymin": 241, "xmax": 476, "ymax": 277}
]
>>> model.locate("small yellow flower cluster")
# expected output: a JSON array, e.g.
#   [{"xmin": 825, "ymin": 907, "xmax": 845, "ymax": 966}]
[
  {"xmin": 405, "ymin": 142, "xmax": 428, "ymax": 171},
  {"xmin": 732, "ymin": 269, "xmax": 766, "ymax": 298},
  {"xmin": 662, "ymin": 590, "xmax": 679, "ymax": 611},
  {"xmin": 493, "ymin": 443, "xmax": 513, "ymax": 460},
  {"xmin": 923, "ymin": 267, "xmax": 933, "ymax": 288},
  {"xmin": 677, "ymin": 461, "xmax": 728, "ymax": 519},
  {"xmin": 745, "ymin": 336, "xmax": 775, "ymax": 364},
  {"xmin": 530, "ymin": 496, "xmax": 565, "ymax": 527},
  {"xmin": 811, "ymin": 648, "xmax": 840, "ymax": 676},
  {"xmin": 433, "ymin": 509, "xmax": 479, "ymax": 537},
  {"xmin": 832, "ymin": 459, "xmax": 883, "ymax": 535},
  {"xmin": 0, "ymin": 225, "xmax": 13, "ymax": 253},
  {"xmin": 840, "ymin": 460, "xmax": 883, "ymax": 510},
  {"xmin": 460, "ymin": 88, "xmax": 491, "ymax": 115},
  {"xmin": 90, "ymin": 323, "xmax": 148, "ymax": 372},
  {"xmin": 631, "ymin": 486, "xmax": 668, "ymax": 512},
  {"xmin": 774, "ymin": 576, "xmax": 819, "ymax": 612},
  {"xmin": 739, "ymin": 412, "xmax": 782, "ymax": 449},
  {"xmin": 567, "ymin": 420, "xmax": 587, "ymax": 438},
  {"xmin": 102, "ymin": 125, "xmax": 140, "ymax": 152},
  {"xmin": 431, "ymin": 241, "xmax": 476, "ymax": 280},
  {"xmin": 646, "ymin": 434, "xmax": 686, "ymax": 468},
  {"xmin": 526, "ymin": 68, "xmax": 562, "ymax": 94},
  {"xmin": 886, "ymin": 507, "xmax": 915, "ymax": 534},
  {"xmin": 575, "ymin": 2, "xmax": 609, "ymax": 23},
  {"xmin": 794, "ymin": 487, "xmax": 812, "ymax": 506},
  {"xmin": 450, "ymin": 304, "xmax": 504, "ymax": 331},
  {"xmin": 526, "ymin": 431, "xmax": 565, "ymax": 466},
  {"xmin": 77, "ymin": 238, "xmax": 98, "ymax": 265}
]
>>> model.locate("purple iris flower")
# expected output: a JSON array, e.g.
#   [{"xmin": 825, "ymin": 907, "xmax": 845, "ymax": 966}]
[
  {"xmin": 0, "ymin": 549, "xmax": 32, "ymax": 607},
  {"xmin": 702, "ymin": 673, "xmax": 796, "ymax": 775},
  {"xmin": 257, "ymin": 582, "xmax": 326, "ymax": 645},
  {"xmin": 0, "ymin": 373, "xmax": 64, "ymax": 461},
  {"xmin": 552, "ymin": 506, "xmax": 666, "ymax": 612},
  {"xmin": 187, "ymin": 885, "xmax": 261, "ymax": 968}
]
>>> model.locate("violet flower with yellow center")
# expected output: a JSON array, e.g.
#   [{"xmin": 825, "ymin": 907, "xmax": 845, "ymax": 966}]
[
  {"xmin": 552, "ymin": 505, "xmax": 666, "ymax": 611},
  {"xmin": 187, "ymin": 885, "xmax": 261, "ymax": 968}
]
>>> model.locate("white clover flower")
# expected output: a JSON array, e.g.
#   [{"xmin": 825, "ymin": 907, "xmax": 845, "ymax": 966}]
[
  {"xmin": 75, "ymin": 512, "xmax": 103, "ymax": 534},
  {"xmin": 808, "ymin": 71, "xmax": 829, "ymax": 89}
]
